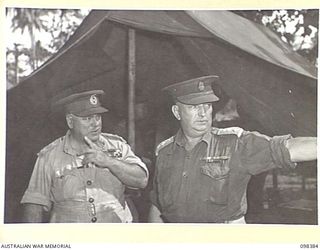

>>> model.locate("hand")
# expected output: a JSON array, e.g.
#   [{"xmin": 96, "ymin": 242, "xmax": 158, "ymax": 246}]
[{"xmin": 81, "ymin": 136, "xmax": 115, "ymax": 168}]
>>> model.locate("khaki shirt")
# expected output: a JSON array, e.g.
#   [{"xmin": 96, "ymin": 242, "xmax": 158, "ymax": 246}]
[
  {"xmin": 21, "ymin": 131, "xmax": 148, "ymax": 223},
  {"xmin": 150, "ymin": 127, "xmax": 295, "ymax": 223}
]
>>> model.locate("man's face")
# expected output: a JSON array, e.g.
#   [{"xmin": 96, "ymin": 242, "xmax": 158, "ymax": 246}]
[
  {"xmin": 67, "ymin": 113, "xmax": 102, "ymax": 143},
  {"xmin": 173, "ymin": 102, "xmax": 213, "ymax": 138}
]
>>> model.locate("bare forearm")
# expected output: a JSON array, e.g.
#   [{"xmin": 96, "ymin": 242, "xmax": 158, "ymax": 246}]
[
  {"xmin": 22, "ymin": 203, "xmax": 44, "ymax": 223},
  {"xmin": 107, "ymin": 158, "xmax": 148, "ymax": 188},
  {"xmin": 148, "ymin": 204, "xmax": 164, "ymax": 223},
  {"xmin": 286, "ymin": 137, "xmax": 317, "ymax": 162}
]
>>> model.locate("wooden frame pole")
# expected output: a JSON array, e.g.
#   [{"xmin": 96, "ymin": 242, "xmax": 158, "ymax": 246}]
[{"xmin": 128, "ymin": 28, "xmax": 136, "ymax": 150}]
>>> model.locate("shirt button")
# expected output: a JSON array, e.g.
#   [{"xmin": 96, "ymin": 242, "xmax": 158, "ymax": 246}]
[
  {"xmin": 91, "ymin": 217, "xmax": 97, "ymax": 223},
  {"xmin": 182, "ymin": 171, "xmax": 188, "ymax": 178},
  {"xmin": 86, "ymin": 180, "xmax": 92, "ymax": 185},
  {"xmin": 88, "ymin": 197, "xmax": 94, "ymax": 203}
]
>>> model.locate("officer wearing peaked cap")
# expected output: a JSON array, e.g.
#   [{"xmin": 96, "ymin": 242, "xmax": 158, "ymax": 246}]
[
  {"xmin": 53, "ymin": 90, "xmax": 109, "ymax": 116},
  {"xmin": 21, "ymin": 90, "xmax": 148, "ymax": 223},
  {"xmin": 149, "ymin": 75, "xmax": 317, "ymax": 223},
  {"xmin": 162, "ymin": 75, "xmax": 220, "ymax": 105}
]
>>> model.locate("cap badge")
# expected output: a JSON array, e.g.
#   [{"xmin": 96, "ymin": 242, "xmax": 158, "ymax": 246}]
[
  {"xmin": 90, "ymin": 95, "xmax": 98, "ymax": 105},
  {"xmin": 198, "ymin": 81, "xmax": 205, "ymax": 91}
]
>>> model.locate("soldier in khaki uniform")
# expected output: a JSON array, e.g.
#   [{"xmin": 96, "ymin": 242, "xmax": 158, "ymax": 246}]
[
  {"xmin": 149, "ymin": 76, "xmax": 316, "ymax": 223},
  {"xmin": 21, "ymin": 90, "xmax": 148, "ymax": 223}
]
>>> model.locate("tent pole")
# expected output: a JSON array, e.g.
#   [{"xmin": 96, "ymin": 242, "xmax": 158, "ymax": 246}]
[{"xmin": 128, "ymin": 28, "xmax": 136, "ymax": 150}]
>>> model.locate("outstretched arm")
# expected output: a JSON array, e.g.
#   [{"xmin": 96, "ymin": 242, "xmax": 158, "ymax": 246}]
[{"xmin": 286, "ymin": 137, "xmax": 317, "ymax": 162}]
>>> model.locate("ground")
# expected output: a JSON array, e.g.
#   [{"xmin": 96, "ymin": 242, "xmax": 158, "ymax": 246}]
[{"xmin": 246, "ymin": 168, "xmax": 317, "ymax": 225}]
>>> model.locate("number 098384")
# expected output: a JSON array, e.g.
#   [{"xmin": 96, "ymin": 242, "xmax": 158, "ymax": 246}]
[{"xmin": 300, "ymin": 244, "xmax": 318, "ymax": 248}]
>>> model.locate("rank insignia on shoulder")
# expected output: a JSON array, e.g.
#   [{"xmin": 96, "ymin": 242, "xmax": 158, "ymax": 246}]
[
  {"xmin": 155, "ymin": 136, "xmax": 174, "ymax": 156},
  {"xmin": 212, "ymin": 127, "xmax": 244, "ymax": 137},
  {"xmin": 38, "ymin": 137, "xmax": 62, "ymax": 156}
]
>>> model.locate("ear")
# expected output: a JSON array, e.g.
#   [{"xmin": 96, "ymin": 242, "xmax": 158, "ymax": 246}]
[
  {"xmin": 66, "ymin": 114, "xmax": 73, "ymax": 129},
  {"xmin": 172, "ymin": 105, "xmax": 181, "ymax": 121}
]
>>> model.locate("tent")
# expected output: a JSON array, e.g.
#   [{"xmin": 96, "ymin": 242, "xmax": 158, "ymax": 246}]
[{"xmin": 5, "ymin": 10, "xmax": 317, "ymax": 223}]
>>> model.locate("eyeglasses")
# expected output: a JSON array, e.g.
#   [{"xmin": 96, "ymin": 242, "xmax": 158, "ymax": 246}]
[{"xmin": 71, "ymin": 114, "xmax": 102, "ymax": 123}]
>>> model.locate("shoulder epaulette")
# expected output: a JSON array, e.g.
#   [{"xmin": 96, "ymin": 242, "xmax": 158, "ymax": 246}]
[
  {"xmin": 155, "ymin": 136, "xmax": 174, "ymax": 156},
  {"xmin": 211, "ymin": 127, "xmax": 244, "ymax": 138},
  {"xmin": 38, "ymin": 137, "xmax": 63, "ymax": 156},
  {"xmin": 246, "ymin": 131, "xmax": 271, "ymax": 141},
  {"xmin": 101, "ymin": 133, "xmax": 126, "ymax": 142}
]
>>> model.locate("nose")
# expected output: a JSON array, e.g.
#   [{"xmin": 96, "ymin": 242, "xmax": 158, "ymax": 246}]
[{"xmin": 198, "ymin": 105, "xmax": 205, "ymax": 116}]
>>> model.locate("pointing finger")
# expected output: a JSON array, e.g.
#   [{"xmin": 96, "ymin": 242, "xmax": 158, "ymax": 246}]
[
  {"xmin": 84, "ymin": 136, "xmax": 94, "ymax": 147},
  {"xmin": 80, "ymin": 151, "xmax": 95, "ymax": 157}
]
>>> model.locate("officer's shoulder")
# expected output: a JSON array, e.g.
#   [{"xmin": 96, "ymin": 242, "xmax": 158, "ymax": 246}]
[
  {"xmin": 101, "ymin": 132, "xmax": 127, "ymax": 143},
  {"xmin": 155, "ymin": 136, "xmax": 174, "ymax": 156},
  {"xmin": 211, "ymin": 127, "xmax": 244, "ymax": 138},
  {"xmin": 38, "ymin": 137, "xmax": 64, "ymax": 156}
]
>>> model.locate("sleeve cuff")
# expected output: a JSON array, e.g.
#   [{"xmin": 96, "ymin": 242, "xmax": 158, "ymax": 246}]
[
  {"xmin": 20, "ymin": 191, "xmax": 52, "ymax": 212},
  {"xmin": 125, "ymin": 159, "xmax": 149, "ymax": 178},
  {"xmin": 270, "ymin": 134, "xmax": 297, "ymax": 170}
]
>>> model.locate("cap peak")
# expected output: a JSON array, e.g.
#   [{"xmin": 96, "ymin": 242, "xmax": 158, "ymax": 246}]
[
  {"xmin": 162, "ymin": 75, "xmax": 220, "ymax": 105},
  {"xmin": 52, "ymin": 89, "xmax": 108, "ymax": 116}
]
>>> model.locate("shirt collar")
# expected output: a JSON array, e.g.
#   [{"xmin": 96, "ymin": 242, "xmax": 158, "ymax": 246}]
[
  {"xmin": 63, "ymin": 130, "xmax": 105, "ymax": 155},
  {"xmin": 202, "ymin": 129, "xmax": 213, "ymax": 145},
  {"xmin": 174, "ymin": 129, "xmax": 186, "ymax": 147},
  {"xmin": 174, "ymin": 128, "xmax": 212, "ymax": 148}
]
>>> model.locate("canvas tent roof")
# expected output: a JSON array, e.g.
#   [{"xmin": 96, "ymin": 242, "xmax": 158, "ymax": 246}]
[
  {"xmin": 26, "ymin": 10, "xmax": 317, "ymax": 81},
  {"xmin": 5, "ymin": 10, "xmax": 317, "ymax": 223}
]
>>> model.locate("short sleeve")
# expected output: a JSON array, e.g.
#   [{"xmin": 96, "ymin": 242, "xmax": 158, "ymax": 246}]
[
  {"xmin": 240, "ymin": 131, "xmax": 296, "ymax": 175},
  {"xmin": 20, "ymin": 154, "xmax": 53, "ymax": 211},
  {"xmin": 269, "ymin": 135, "xmax": 297, "ymax": 169},
  {"xmin": 121, "ymin": 141, "xmax": 149, "ymax": 178}
]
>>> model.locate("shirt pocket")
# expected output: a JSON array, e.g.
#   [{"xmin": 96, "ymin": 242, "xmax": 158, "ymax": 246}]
[
  {"xmin": 52, "ymin": 166, "xmax": 84, "ymax": 201},
  {"xmin": 200, "ymin": 159, "xmax": 230, "ymax": 205}
]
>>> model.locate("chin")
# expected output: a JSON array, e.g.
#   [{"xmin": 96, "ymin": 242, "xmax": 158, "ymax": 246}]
[
  {"xmin": 196, "ymin": 123, "xmax": 210, "ymax": 130},
  {"xmin": 194, "ymin": 125, "xmax": 210, "ymax": 134},
  {"xmin": 87, "ymin": 133, "xmax": 100, "ymax": 142}
]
